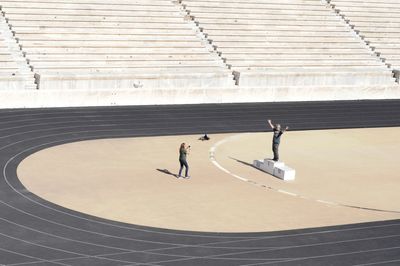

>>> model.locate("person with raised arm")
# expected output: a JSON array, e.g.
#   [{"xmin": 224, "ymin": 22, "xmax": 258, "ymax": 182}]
[{"xmin": 267, "ymin": 120, "xmax": 289, "ymax": 161}]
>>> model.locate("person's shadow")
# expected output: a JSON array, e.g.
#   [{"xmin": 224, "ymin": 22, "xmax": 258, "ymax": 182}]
[{"xmin": 156, "ymin": 169, "xmax": 178, "ymax": 178}]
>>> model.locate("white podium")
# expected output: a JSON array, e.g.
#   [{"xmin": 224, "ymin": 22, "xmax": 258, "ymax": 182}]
[{"xmin": 253, "ymin": 159, "xmax": 296, "ymax": 181}]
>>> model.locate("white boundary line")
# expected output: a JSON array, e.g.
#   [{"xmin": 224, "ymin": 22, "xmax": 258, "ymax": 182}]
[
  {"xmin": 209, "ymin": 133, "xmax": 317, "ymax": 200},
  {"xmin": 209, "ymin": 133, "xmax": 400, "ymax": 212}
]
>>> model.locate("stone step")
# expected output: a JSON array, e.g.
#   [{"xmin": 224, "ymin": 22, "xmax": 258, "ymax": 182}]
[
  {"xmin": 16, "ymin": 34, "xmax": 201, "ymax": 41},
  {"xmin": 9, "ymin": 20, "xmax": 191, "ymax": 29},
  {"xmin": 195, "ymin": 16, "xmax": 340, "ymax": 24},
  {"xmin": 231, "ymin": 61, "xmax": 385, "ymax": 68},
  {"xmin": 361, "ymin": 32, "xmax": 400, "ymax": 38},
  {"xmin": 192, "ymin": 12, "xmax": 336, "ymax": 20},
  {"xmin": 219, "ymin": 48, "xmax": 372, "ymax": 54},
  {"xmin": 214, "ymin": 42, "xmax": 367, "ymax": 49},
  {"xmin": 206, "ymin": 32, "xmax": 354, "ymax": 40},
  {"xmin": 377, "ymin": 48, "xmax": 400, "ymax": 55},
  {"xmin": 364, "ymin": 37, "xmax": 400, "ymax": 44},
  {"xmin": 198, "ymin": 19, "xmax": 343, "ymax": 27},
  {"xmin": 227, "ymin": 58, "xmax": 382, "ymax": 64},
  {"xmin": 210, "ymin": 36, "xmax": 360, "ymax": 43},
  {"xmin": 30, "ymin": 60, "xmax": 224, "ymax": 68},
  {"xmin": 186, "ymin": 4, "xmax": 329, "ymax": 13},
  {"xmin": 331, "ymin": 1, "xmax": 396, "ymax": 9},
  {"xmin": 235, "ymin": 66, "xmax": 391, "ymax": 72},
  {"xmin": 204, "ymin": 28, "xmax": 350, "ymax": 35},
  {"xmin": 6, "ymin": 14, "xmax": 186, "ymax": 23},
  {"xmin": 335, "ymin": 6, "xmax": 400, "ymax": 14},
  {"xmin": 27, "ymin": 54, "xmax": 216, "ymax": 61},
  {"xmin": 12, "ymin": 27, "xmax": 195, "ymax": 35},
  {"xmin": 238, "ymin": 70, "xmax": 395, "ymax": 87},
  {"xmin": 339, "ymin": 11, "xmax": 400, "ymax": 19},
  {"xmin": 6, "ymin": 0, "xmax": 173, "ymax": 4},
  {"xmin": 355, "ymin": 27, "xmax": 400, "ymax": 33},
  {"xmin": 347, "ymin": 16, "xmax": 400, "ymax": 23},
  {"xmin": 223, "ymin": 53, "xmax": 379, "ymax": 60},
  {"xmin": 370, "ymin": 43, "xmax": 400, "ymax": 49},
  {"xmin": 23, "ymin": 47, "xmax": 211, "ymax": 54},
  {"xmin": 34, "ymin": 66, "xmax": 232, "ymax": 73},
  {"xmin": 199, "ymin": 23, "xmax": 350, "ymax": 31},
  {"xmin": 3, "ymin": 8, "xmax": 181, "ymax": 17},
  {"xmin": 350, "ymin": 21, "xmax": 400, "ymax": 28},
  {"xmin": 0, "ymin": 68, "xmax": 23, "ymax": 72},
  {"xmin": 18, "ymin": 40, "xmax": 206, "ymax": 48},
  {"xmin": 36, "ymin": 71, "xmax": 235, "ymax": 90},
  {"xmin": 184, "ymin": 1, "xmax": 325, "ymax": 10},
  {"xmin": 0, "ymin": 61, "xmax": 20, "ymax": 67},
  {"xmin": 0, "ymin": 55, "xmax": 15, "ymax": 60},
  {"xmin": 208, "ymin": 36, "xmax": 360, "ymax": 43},
  {"xmin": 0, "ymin": 2, "xmax": 178, "ymax": 11}
]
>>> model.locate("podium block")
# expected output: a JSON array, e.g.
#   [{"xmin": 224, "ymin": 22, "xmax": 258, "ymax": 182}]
[
  {"xmin": 263, "ymin": 159, "xmax": 284, "ymax": 174},
  {"xmin": 253, "ymin": 159, "xmax": 264, "ymax": 168},
  {"xmin": 253, "ymin": 158, "xmax": 296, "ymax": 181},
  {"xmin": 273, "ymin": 165, "xmax": 296, "ymax": 181}
]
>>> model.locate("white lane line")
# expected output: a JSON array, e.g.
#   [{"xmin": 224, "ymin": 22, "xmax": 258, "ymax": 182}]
[
  {"xmin": 209, "ymin": 133, "xmax": 399, "ymax": 213},
  {"xmin": 352, "ymin": 258, "xmax": 400, "ymax": 266},
  {"xmin": 240, "ymin": 246, "xmax": 400, "ymax": 266},
  {"xmin": 134, "ymin": 233, "xmax": 400, "ymax": 266},
  {"xmin": 317, "ymin": 200, "xmax": 338, "ymax": 206},
  {"xmin": 8, "ymin": 249, "xmax": 189, "ymax": 266},
  {"xmin": 1, "ymin": 130, "xmax": 258, "ymax": 240},
  {"xmin": 4, "ymin": 130, "xmax": 400, "ymax": 244},
  {"xmin": 0, "ymin": 111, "xmax": 400, "ymax": 266},
  {"xmin": 1, "ymin": 129, "xmax": 285, "ymax": 263},
  {"xmin": 209, "ymin": 133, "xmax": 319, "ymax": 202},
  {"xmin": 0, "ymin": 231, "xmax": 140, "ymax": 266},
  {"xmin": 277, "ymin": 190, "xmax": 298, "ymax": 197},
  {"xmin": 1, "ymin": 119, "xmax": 399, "ymax": 262},
  {"xmin": 0, "ymin": 217, "xmax": 131, "ymax": 252},
  {"xmin": 0, "ymin": 246, "xmax": 70, "ymax": 266}
]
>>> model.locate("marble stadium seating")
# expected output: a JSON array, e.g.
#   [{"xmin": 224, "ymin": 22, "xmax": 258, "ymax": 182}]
[
  {"xmin": 0, "ymin": 14, "xmax": 35, "ymax": 90},
  {"xmin": 0, "ymin": 0, "xmax": 398, "ymax": 107},
  {"xmin": 181, "ymin": 0, "xmax": 396, "ymax": 87},
  {"xmin": 0, "ymin": 0, "xmax": 235, "ymax": 90},
  {"xmin": 329, "ymin": 0, "xmax": 400, "ymax": 82}
]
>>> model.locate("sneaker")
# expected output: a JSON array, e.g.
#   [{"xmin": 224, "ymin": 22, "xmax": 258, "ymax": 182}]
[{"xmin": 185, "ymin": 176, "xmax": 191, "ymax": 179}]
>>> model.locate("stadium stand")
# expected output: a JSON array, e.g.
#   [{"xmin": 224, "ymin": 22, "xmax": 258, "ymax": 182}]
[
  {"xmin": 0, "ymin": 0, "xmax": 235, "ymax": 90},
  {"xmin": 0, "ymin": 0, "xmax": 399, "ymax": 107},
  {"xmin": 180, "ymin": 0, "xmax": 396, "ymax": 87},
  {"xmin": 328, "ymin": 0, "xmax": 400, "ymax": 82},
  {"xmin": 0, "ymin": 13, "xmax": 35, "ymax": 89}
]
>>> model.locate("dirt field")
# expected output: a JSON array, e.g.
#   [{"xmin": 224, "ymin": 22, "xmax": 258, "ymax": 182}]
[{"xmin": 17, "ymin": 127, "xmax": 400, "ymax": 233}]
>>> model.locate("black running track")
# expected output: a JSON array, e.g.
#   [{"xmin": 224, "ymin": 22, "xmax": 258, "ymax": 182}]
[{"xmin": 0, "ymin": 100, "xmax": 400, "ymax": 266}]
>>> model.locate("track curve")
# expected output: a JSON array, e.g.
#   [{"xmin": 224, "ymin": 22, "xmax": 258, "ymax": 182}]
[{"xmin": 1, "ymin": 100, "xmax": 400, "ymax": 266}]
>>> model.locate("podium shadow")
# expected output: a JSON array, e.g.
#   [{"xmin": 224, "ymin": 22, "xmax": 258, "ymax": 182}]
[
  {"xmin": 229, "ymin": 157, "xmax": 257, "ymax": 168},
  {"xmin": 229, "ymin": 157, "xmax": 273, "ymax": 173}
]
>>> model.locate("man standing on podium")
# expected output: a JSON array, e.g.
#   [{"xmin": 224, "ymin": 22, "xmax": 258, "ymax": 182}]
[{"xmin": 268, "ymin": 119, "xmax": 289, "ymax": 161}]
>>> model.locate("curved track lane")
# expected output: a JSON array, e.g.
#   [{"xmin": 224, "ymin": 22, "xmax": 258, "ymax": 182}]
[{"xmin": 0, "ymin": 100, "xmax": 400, "ymax": 266}]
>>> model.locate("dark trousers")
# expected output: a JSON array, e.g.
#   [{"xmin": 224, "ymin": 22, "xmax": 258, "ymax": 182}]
[
  {"xmin": 179, "ymin": 159, "xmax": 189, "ymax": 177},
  {"xmin": 272, "ymin": 143, "xmax": 279, "ymax": 161}
]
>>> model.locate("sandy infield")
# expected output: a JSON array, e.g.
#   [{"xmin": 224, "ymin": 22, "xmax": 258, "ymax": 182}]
[{"xmin": 17, "ymin": 127, "xmax": 400, "ymax": 233}]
